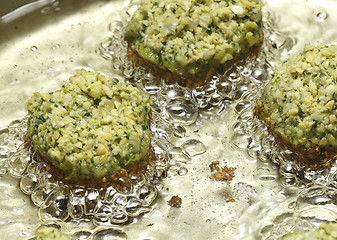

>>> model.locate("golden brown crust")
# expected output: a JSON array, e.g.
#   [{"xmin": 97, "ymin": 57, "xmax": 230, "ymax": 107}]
[{"xmin": 254, "ymin": 106, "xmax": 336, "ymax": 170}]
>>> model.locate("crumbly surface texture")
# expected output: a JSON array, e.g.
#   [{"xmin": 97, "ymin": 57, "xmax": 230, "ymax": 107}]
[
  {"xmin": 27, "ymin": 69, "xmax": 152, "ymax": 182},
  {"xmin": 125, "ymin": 0, "xmax": 262, "ymax": 75},
  {"xmin": 36, "ymin": 227, "xmax": 70, "ymax": 240},
  {"xmin": 257, "ymin": 45, "xmax": 337, "ymax": 150},
  {"xmin": 279, "ymin": 223, "xmax": 337, "ymax": 240}
]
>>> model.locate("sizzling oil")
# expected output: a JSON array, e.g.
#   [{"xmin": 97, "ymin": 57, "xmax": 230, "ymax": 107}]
[{"xmin": 1, "ymin": 0, "xmax": 337, "ymax": 239}]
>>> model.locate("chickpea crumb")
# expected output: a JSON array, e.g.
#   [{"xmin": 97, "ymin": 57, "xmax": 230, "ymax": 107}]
[
  {"xmin": 224, "ymin": 194, "xmax": 235, "ymax": 203},
  {"xmin": 167, "ymin": 195, "xmax": 182, "ymax": 208},
  {"xmin": 209, "ymin": 161, "xmax": 236, "ymax": 183}
]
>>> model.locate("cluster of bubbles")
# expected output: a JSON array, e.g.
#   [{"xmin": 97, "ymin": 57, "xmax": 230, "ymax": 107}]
[
  {"xmin": 0, "ymin": 113, "xmax": 169, "ymax": 226},
  {"xmin": 0, "ymin": 1, "xmax": 249, "ymax": 233},
  {"xmin": 94, "ymin": 3, "xmax": 289, "ymax": 239},
  {"xmin": 96, "ymin": 16, "xmax": 269, "ymax": 185},
  {"xmin": 260, "ymin": 185, "xmax": 337, "ymax": 239},
  {"xmin": 2, "ymin": 1, "xmax": 335, "ymax": 238},
  {"xmin": 230, "ymin": 19, "xmax": 337, "ymax": 239},
  {"xmin": 96, "ymin": 19, "xmax": 271, "ymax": 187},
  {"xmin": 0, "ymin": 120, "xmax": 26, "ymax": 177},
  {"xmin": 98, "ymin": 20, "xmax": 268, "ymax": 122},
  {"xmin": 231, "ymin": 61, "xmax": 337, "ymax": 189}
]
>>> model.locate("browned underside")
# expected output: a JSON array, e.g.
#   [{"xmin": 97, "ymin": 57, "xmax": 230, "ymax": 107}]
[
  {"xmin": 24, "ymin": 112, "xmax": 157, "ymax": 193},
  {"xmin": 254, "ymin": 106, "xmax": 337, "ymax": 170},
  {"xmin": 126, "ymin": 33, "xmax": 263, "ymax": 88},
  {"xmin": 25, "ymin": 135, "xmax": 156, "ymax": 192}
]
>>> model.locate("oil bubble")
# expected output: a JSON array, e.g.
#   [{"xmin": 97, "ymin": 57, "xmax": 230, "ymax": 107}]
[
  {"xmin": 177, "ymin": 167, "xmax": 188, "ymax": 176},
  {"xmin": 92, "ymin": 228, "xmax": 127, "ymax": 240},
  {"xmin": 182, "ymin": 139, "xmax": 206, "ymax": 157},
  {"xmin": 53, "ymin": 1, "xmax": 60, "ymax": 7},
  {"xmin": 41, "ymin": 7, "xmax": 50, "ymax": 14},
  {"xmin": 165, "ymin": 99, "xmax": 198, "ymax": 125},
  {"xmin": 173, "ymin": 124, "xmax": 186, "ymax": 138},
  {"xmin": 52, "ymin": 44, "xmax": 61, "ymax": 50},
  {"xmin": 316, "ymin": 11, "xmax": 328, "ymax": 22},
  {"xmin": 74, "ymin": 231, "xmax": 91, "ymax": 239}
]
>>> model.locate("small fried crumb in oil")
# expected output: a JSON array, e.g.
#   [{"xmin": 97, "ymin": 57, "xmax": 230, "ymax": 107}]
[
  {"xmin": 224, "ymin": 194, "xmax": 235, "ymax": 203},
  {"xmin": 209, "ymin": 161, "xmax": 236, "ymax": 183},
  {"xmin": 167, "ymin": 195, "xmax": 182, "ymax": 208}
]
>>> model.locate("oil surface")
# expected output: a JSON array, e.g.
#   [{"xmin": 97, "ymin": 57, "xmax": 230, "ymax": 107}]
[{"xmin": 1, "ymin": 0, "xmax": 337, "ymax": 239}]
